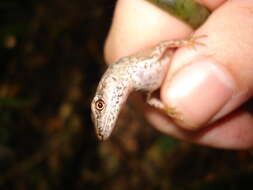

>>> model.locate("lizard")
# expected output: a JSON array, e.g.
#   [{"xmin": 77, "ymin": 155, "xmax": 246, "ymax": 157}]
[{"xmin": 91, "ymin": 35, "xmax": 206, "ymax": 140}]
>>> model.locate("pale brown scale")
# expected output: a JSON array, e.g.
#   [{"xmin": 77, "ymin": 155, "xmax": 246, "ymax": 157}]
[{"xmin": 91, "ymin": 35, "xmax": 206, "ymax": 140}]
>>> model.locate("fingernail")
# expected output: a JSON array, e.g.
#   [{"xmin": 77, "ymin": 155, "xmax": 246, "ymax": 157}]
[{"xmin": 164, "ymin": 59, "xmax": 235, "ymax": 128}]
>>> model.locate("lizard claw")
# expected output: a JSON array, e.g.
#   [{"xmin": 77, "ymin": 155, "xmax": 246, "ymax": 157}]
[
  {"xmin": 146, "ymin": 92, "xmax": 183, "ymax": 121},
  {"xmin": 163, "ymin": 106, "xmax": 183, "ymax": 121},
  {"xmin": 187, "ymin": 34, "xmax": 207, "ymax": 50}
]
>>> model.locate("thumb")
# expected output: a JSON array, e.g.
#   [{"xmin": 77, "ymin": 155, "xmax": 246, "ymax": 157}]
[{"xmin": 161, "ymin": 0, "xmax": 253, "ymax": 130}]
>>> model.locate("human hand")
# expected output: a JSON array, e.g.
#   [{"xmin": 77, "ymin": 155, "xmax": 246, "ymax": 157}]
[{"xmin": 104, "ymin": 0, "xmax": 253, "ymax": 149}]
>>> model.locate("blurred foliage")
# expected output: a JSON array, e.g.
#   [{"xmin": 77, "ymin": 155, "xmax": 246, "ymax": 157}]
[
  {"xmin": 145, "ymin": 0, "xmax": 210, "ymax": 28},
  {"xmin": 0, "ymin": 0, "xmax": 253, "ymax": 189}
]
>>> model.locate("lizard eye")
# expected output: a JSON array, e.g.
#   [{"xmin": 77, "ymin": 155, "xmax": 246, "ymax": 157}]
[{"xmin": 95, "ymin": 99, "xmax": 105, "ymax": 111}]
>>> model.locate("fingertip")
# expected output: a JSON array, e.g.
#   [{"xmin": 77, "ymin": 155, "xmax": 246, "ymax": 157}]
[
  {"xmin": 104, "ymin": 0, "xmax": 192, "ymax": 64},
  {"xmin": 161, "ymin": 58, "xmax": 236, "ymax": 130},
  {"xmin": 196, "ymin": 0, "xmax": 227, "ymax": 10},
  {"xmin": 161, "ymin": 0, "xmax": 253, "ymax": 130}
]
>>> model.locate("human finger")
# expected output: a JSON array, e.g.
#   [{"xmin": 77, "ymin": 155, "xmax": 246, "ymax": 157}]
[{"xmin": 161, "ymin": 0, "xmax": 253, "ymax": 130}]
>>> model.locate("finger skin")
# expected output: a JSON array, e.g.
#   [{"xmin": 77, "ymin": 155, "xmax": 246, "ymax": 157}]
[
  {"xmin": 104, "ymin": 0, "xmax": 227, "ymax": 64},
  {"xmin": 104, "ymin": 0, "xmax": 192, "ymax": 64},
  {"xmin": 146, "ymin": 107, "xmax": 253, "ymax": 150},
  {"xmin": 161, "ymin": 0, "xmax": 253, "ymax": 128},
  {"xmin": 196, "ymin": 0, "xmax": 227, "ymax": 10}
]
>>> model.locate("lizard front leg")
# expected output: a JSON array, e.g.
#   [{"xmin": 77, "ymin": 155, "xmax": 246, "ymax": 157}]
[{"xmin": 146, "ymin": 35, "xmax": 206, "ymax": 120}]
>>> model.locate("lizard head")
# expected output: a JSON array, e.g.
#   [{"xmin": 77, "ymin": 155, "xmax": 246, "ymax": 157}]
[{"xmin": 91, "ymin": 78, "xmax": 126, "ymax": 141}]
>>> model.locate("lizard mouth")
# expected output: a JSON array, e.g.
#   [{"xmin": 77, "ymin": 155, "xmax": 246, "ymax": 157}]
[
  {"xmin": 96, "ymin": 126, "xmax": 109, "ymax": 141},
  {"xmin": 94, "ymin": 117, "xmax": 111, "ymax": 141}
]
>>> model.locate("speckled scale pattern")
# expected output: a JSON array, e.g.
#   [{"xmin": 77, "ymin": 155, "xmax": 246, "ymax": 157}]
[{"xmin": 91, "ymin": 38, "xmax": 195, "ymax": 140}]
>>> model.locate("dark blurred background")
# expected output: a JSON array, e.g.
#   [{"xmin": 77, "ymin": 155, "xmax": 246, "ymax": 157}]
[{"xmin": 0, "ymin": 0, "xmax": 253, "ymax": 189}]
